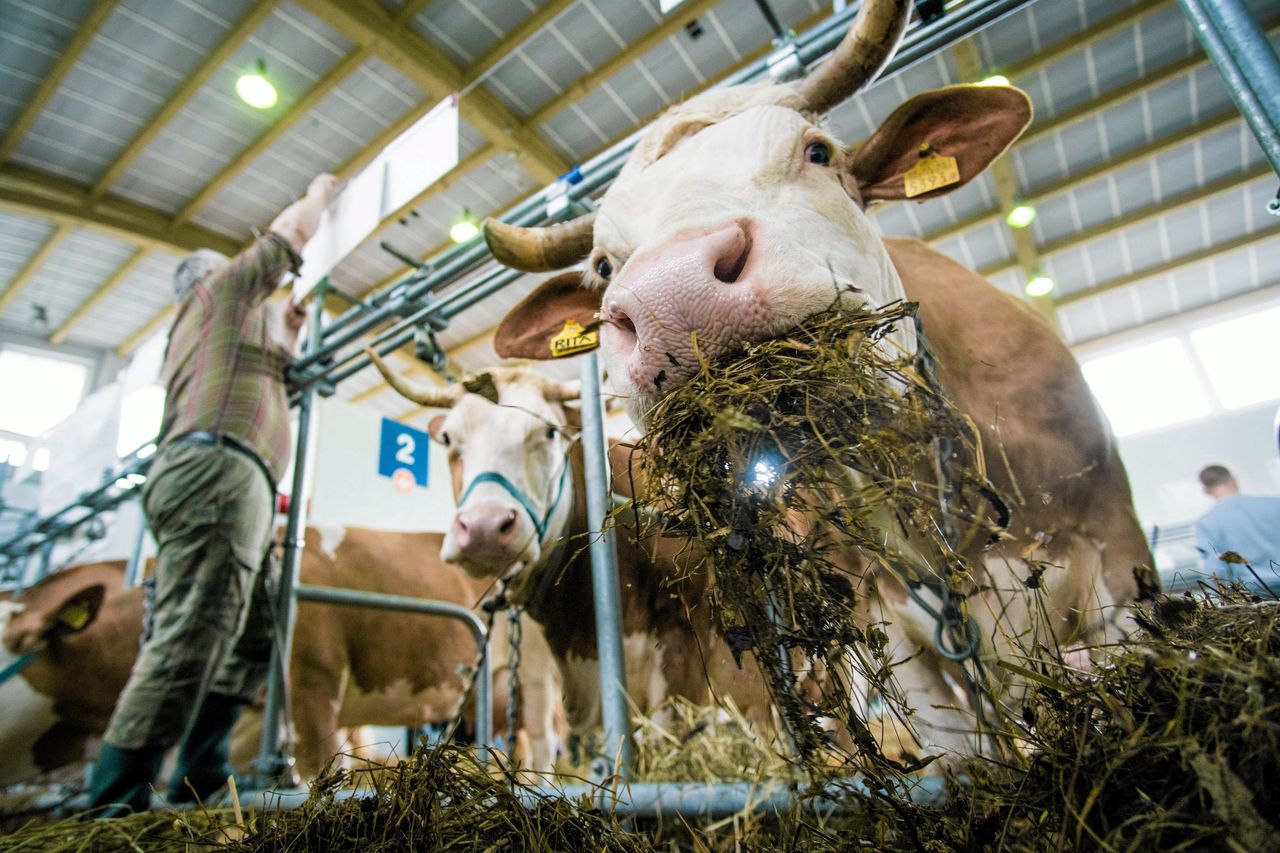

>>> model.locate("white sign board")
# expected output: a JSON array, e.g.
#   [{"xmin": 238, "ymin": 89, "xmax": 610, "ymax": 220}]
[
  {"xmin": 307, "ymin": 396, "xmax": 455, "ymax": 532},
  {"xmin": 296, "ymin": 96, "xmax": 460, "ymax": 297}
]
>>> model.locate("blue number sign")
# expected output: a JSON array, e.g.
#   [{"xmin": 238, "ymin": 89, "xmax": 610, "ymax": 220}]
[{"xmin": 378, "ymin": 418, "xmax": 428, "ymax": 487}]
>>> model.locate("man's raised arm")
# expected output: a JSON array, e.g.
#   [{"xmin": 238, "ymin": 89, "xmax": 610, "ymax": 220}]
[{"xmin": 271, "ymin": 173, "xmax": 338, "ymax": 254}]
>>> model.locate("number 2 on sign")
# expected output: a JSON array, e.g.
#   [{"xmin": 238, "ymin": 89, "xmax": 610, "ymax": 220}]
[{"xmin": 395, "ymin": 433, "xmax": 416, "ymax": 466}]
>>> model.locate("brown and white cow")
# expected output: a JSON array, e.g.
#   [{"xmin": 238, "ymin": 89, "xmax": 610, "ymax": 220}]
[
  {"xmin": 366, "ymin": 356, "xmax": 775, "ymax": 742},
  {"xmin": 0, "ymin": 525, "xmax": 560, "ymax": 787},
  {"xmin": 473, "ymin": 0, "xmax": 1154, "ymax": 760}
]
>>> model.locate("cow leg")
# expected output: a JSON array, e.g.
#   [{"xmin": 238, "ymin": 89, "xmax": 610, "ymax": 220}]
[{"xmin": 290, "ymin": 667, "xmax": 346, "ymax": 780}]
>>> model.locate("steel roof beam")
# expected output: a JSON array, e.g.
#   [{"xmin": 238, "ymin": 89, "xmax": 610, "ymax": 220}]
[
  {"xmin": 1056, "ymin": 226, "xmax": 1279, "ymax": 308},
  {"xmin": 48, "ymin": 247, "xmax": 150, "ymax": 345},
  {"xmin": 0, "ymin": 163, "xmax": 239, "ymax": 255},
  {"xmin": 293, "ymin": 0, "xmax": 569, "ymax": 185},
  {"xmin": 0, "ymin": 224, "xmax": 73, "ymax": 315},
  {"xmin": 520, "ymin": 0, "xmax": 722, "ymax": 130},
  {"xmin": 88, "ymin": 2, "xmax": 278, "ymax": 202},
  {"xmin": 0, "ymin": 0, "xmax": 121, "ymax": 165},
  {"xmin": 978, "ymin": 163, "xmax": 1273, "ymax": 279}
]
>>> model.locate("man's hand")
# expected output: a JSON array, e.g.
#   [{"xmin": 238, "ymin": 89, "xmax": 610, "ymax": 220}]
[
  {"xmin": 284, "ymin": 294, "xmax": 308, "ymax": 335},
  {"xmin": 270, "ymin": 172, "xmax": 339, "ymax": 255}
]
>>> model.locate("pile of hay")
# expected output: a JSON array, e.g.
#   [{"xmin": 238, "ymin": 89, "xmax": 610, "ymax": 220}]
[
  {"xmin": 0, "ymin": 590, "xmax": 1274, "ymax": 850},
  {"xmin": 941, "ymin": 585, "xmax": 1280, "ymax": 851},
  {"xmin": 628, "ymin": 303, "xmax": 1007, "ymax": 772}
]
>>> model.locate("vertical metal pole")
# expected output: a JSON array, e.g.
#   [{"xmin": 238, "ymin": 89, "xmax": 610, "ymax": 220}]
[
  {"xmin": 123, "ymin": 503, "xmax": 149, "ymax": 588},
  {"xmin": 578, "ymin": 350, "xmax": 633, "ymax": 778},
  {"xmin": 256, "ymin": 282, "xmax": 327, "ymax": 784},
  {"xmin": 1178, "ymin": 0, "xmax": 1280, "ymax": 178}
]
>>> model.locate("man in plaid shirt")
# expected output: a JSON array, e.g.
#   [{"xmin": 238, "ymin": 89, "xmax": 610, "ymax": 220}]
[{"xmin": 87, "ymin": 174, "xmax": 336, "ymax": 815}]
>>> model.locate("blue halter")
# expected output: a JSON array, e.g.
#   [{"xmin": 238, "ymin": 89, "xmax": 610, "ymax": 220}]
[{"xmin": 457, "ymin": 459, "xmax": 571, "ymax": 545}]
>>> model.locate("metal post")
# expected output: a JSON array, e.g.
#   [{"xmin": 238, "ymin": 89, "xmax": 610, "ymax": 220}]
[
  {"xmin": 256, "ymin": 282, "xmax": 327, "ymax": 784},
  {"xmin": 122, "ymin": 503, "xmax": 149, "ymax": 588},
  {"xmin": 292, "ymin": 584, "xmax": 492, "ymax": 758},
  {"xmin": 578, "ymin": 351, "xmax": 634, "ymax": 778},
  {"xmin": 1178, "ymin": 0, "xmax": 1280, "ymax": 180}
]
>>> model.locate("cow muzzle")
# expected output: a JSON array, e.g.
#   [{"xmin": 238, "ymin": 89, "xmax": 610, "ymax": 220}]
[
  {"xmin": 447, "ymin": 501, "xmax": 529, "ymax": 575},
  {"xmin": 600, "ymin": 220, "xmax": 772, "ymax": 402}
]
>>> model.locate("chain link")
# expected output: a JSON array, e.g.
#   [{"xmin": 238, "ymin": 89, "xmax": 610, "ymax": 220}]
[{"xmin": 505, "ymin": 605, "xmax": 524, "ymax": 751}]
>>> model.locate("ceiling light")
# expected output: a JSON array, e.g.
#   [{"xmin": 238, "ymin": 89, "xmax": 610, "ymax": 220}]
[
  {"xmin": 1025, "ymin": 273, "xmax": 1055, "ymax": 298},
  {"xmin": 976, "ymin": 74, "xmax": 1010, "ymax": 87},
  {"xmin": 659, "ymin": 0, "xmax": 689, "ymax": 13},
  {"xmin": 450, "ymin": 209, "xmax": 479, "ymax": 244},
  {"xmin": 1005, "ymin": 204, "xmax": 1037, "ymax": 229},
  {"xmin": 236, "ymin": 59, "xmax": 278, "ymax": 109}
]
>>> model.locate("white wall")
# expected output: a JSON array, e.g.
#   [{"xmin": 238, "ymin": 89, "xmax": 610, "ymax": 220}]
[
  {"xmin": 308, "ymin": 396, "xmax": 455, "ymax": 532},
  {"xmin": 1114, "ymin": 400, "xmax": 1280, "ymax": 533}
]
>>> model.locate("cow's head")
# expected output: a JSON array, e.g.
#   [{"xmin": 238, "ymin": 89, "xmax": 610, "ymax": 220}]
[
  {"xmin": 2, "ymin": 584, "xmax": 106, "ymax": 657},
  {"xmin": 484, "ymin": 0, "xmax": 1030, "ymax": 426},
  {"xmin": 367, "ymin": 351, "xmax": 579, "ymax": 580}
]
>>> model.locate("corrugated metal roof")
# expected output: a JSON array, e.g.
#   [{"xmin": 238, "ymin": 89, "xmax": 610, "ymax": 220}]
[{"xmin": 0, "ymin": 0, "xmax": 1275, "ymax": 413}]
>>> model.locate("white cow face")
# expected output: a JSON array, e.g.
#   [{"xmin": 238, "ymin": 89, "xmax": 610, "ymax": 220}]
[
  {"xmin": 488, "ymin": 82, "xmax": 1031, "ymax": 428},
  {"xmin": 587, "ymin": 102, "xmax": 910, "ymax": 424},
  {"xmin": 431, "ymin": 377, "xmax": 576, "ymax": 579},
  {"xmin": 365, "ymin": 353, "xmax": 581, "ymax": 582}
]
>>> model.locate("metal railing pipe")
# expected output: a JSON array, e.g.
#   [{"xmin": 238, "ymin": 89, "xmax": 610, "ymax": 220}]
[
  {"xmin": 256, "ymin": 282, "xmax": 327, "ymax": 784},
  {"xmin": 579, "ymin": 351, "xmax": 633, "ymax": 778},
  {"xmin": 1178, "ymin": 0, "xmax": 1280, "ymax": 178},
  {"xmin": 292, "ymin": 583, "xmax": 493, "ymax": 756}
]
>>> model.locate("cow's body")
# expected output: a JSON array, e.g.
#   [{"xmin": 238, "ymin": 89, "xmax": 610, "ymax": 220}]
[
  {"xmin": 480, "ymin": 0, "xmax": 1154, "ymax": 762},
  {"xmin": 365, "ymin": 358, "xmax": 777, "ymax": 742},
  {"xmin": 0, "ymin": 525, "xmax": 561, "ymax": 787}
]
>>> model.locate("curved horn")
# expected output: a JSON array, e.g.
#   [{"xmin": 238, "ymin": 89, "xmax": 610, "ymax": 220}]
[
  {"xmin": 793, "ymin": 0, "xmax": 912, "ymax": 115},
  {"xmin": 365, "ymin": 348, "xmax": 463, "ymax": 408},
  {"xmin": 483, "ymin": 211, "xmax": 597, "ymax": 273}
]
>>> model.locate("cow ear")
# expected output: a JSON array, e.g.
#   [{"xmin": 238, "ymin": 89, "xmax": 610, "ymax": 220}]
[
  {"xmin": 8, "ymin": 584, "xmax": 107, "ymax": 654},
  {"xmin": 494, "ymin": 271, "xmax": 601, "ymax": 361},
  {"xmin": 44, "ymin": 584, "xmax": 105, "ymax": 640},
  {"xmin": 847, "ymin": 85, "xmax": 1032, "ymax": 205},
  {"xmin": 427, "ymin": 414, "xmax": 447, "ymax": 443}
]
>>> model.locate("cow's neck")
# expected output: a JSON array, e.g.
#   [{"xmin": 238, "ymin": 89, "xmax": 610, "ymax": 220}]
[{"xmin": 510, "ymin": 440, "xmax": 672, "ymax": 662}]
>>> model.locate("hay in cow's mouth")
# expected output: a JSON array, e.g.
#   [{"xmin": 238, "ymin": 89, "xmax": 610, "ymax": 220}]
[{"xmin": 626, "ymin": 302, "xmax": 1010, "ymax": 777}]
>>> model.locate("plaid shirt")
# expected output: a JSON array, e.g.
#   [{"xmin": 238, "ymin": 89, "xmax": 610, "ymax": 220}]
[{"xmin": 156, "ymin": 233, "xmax": 301, "ymax": 485}]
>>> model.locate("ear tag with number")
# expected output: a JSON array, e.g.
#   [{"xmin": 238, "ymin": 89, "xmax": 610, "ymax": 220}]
[
  {"xmin": 904, "ymin": 143, "xmax": 960, "ymax": 198},
  {"xmin": 550, "ymin": 319, "xmax": 599, "ymax": 358},
  {"xmin": 58, "ymin": 600, "xmax": 92, "ymax": 631}
]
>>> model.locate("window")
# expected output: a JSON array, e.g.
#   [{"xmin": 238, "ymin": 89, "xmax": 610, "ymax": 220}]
[
  {"xmin": 1082, "ymin": 337, "xmax": 1212, "ymax": 437},
  {"xmin": 0, "ymin": 437, "xmax": 26, "ymax": 467},
  {"xmin": 1188, "ymin": 306, "xmax": 1280, "ymax": 410},
  {"xmin": 117, "ymin": 384, "xmax": 165, "ymax": 457},
  {"xmin": 0, "ymin": 348, "xmax": 90, "ymax": 437}
]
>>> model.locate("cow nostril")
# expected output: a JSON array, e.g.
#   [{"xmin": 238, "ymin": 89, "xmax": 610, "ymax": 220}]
[
  {"xmin": 713, "ymin": 233, "xmax": 752, "ymax": 284},
  {"xmin": 456, "ymin": 517, "xmax": 469, "ymax": 534},
  {"xmin": 499, "ymin": 510, "xmax": 517, "ymax": 536}
]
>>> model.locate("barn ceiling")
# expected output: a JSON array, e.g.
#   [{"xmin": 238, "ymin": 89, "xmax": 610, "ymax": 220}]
[{"xmin": 0, "ymin": 0, "xmax": 1277, "ymax": 422}]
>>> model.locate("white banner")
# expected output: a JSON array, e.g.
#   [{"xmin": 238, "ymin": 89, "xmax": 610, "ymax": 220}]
[{"xmin": 296, "ymin": 95, "xmax": 460, "ymax": 298}]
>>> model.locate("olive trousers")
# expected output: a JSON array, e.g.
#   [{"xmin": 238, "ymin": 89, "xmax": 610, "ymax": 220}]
[{"xmin": 103, "ymin": 440, "xmax": 278, "ymax": 751}]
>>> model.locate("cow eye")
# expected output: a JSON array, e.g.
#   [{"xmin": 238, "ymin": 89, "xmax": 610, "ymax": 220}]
[
  {"xmin": 805, "ymin": 141, "xmax": 831, "ymax": 166},
  {"xmin": 545, "ymin": 426, "xmax": 558, "ymax": 440},
  {"xmin": 439, "ymin": 432, "xmax": 451, "ymax": 447},
  {"xmin": 595, "ymin": 257, "xmax": 612, "ymax": 279}
]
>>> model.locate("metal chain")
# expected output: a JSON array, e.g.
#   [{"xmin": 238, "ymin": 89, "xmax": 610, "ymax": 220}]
[{"xmin": 505, "ymin": 605, "xmax": 524, "ymax": 751}]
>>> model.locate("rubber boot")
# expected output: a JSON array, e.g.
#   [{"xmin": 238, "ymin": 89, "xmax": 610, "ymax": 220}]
[
  {"xmin": 85, "ymin": 743, "xmax": 164, "ymax": 818},
  {"xmin": 167, "ymin": 692, "xmax": 243, "ymax": 803}
]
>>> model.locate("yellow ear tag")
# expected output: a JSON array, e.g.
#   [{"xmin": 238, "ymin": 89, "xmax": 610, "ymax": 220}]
[
  {"xmin": 58, "ymin": 600, "xmax": 91, "ymax": 631},
  {"xmin": 550, "ymin": 319, "xmax": 599, "ymax": 358},
  {"xmin": 904, "ymin": 143, "xmax": 959, "ymax": 198}
]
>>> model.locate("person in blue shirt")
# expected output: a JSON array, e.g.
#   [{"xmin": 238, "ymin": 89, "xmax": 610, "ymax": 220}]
[{"xmin": 1194, "ymin": 464, "xmax": 1280, "ymax": 585}]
